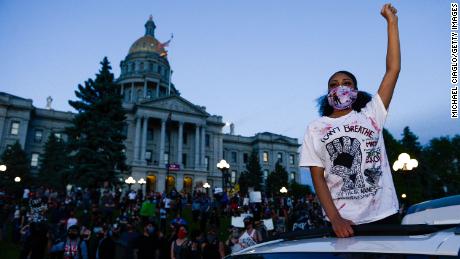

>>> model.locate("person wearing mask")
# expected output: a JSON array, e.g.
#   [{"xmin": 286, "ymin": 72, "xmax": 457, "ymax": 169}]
[
  {"xmin": 299, "ymin": 3, "xmax": 401, "ymax": 238},
  {"xmin": 63, "ymin": 225, "xmax": 88, "ymax": 259},
  {"xmin": 135, "ymin": 222, "xmax": 160, "ymax": 259},
  {"xmin": 170, "ymin": 225, "xmax": 192, "ymax": 259}
]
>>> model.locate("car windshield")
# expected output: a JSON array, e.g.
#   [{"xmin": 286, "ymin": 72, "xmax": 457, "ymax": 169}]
[{"xmin": 227, "ymin": 252, "xmax": 459, "ymax": 259}]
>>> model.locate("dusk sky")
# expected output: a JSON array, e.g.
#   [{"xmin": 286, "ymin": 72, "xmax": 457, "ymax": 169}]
[{"xmin": 0, "ymin": 0, "xmax": 457, "ymax": 148}]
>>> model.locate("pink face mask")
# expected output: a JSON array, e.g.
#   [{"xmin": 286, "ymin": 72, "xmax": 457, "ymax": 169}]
[{"xmin": 327, "ymin": 85, "xmax": 358, "ymax": 110}]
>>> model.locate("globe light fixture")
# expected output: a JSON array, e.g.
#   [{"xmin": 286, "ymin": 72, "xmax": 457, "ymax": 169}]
[
  {"xmin": 14, "ymin": 176, "xmax": 21, "ymax": 183},
  {"xmin": 0, "ymin": 164, "xmax": 6, "ymax": 172},
  {"xmin": 137, "ymin": 178, "xmax": 146, "ymax": 185},
  {"xmin": 203, "ymin": 182, "xmax": 211, "ymax": 189},
  {"xmin": 217, "ymin": 159, "xmax": 230, "ymax": 193},
  {"xmin": 393, "ymin": 153, "xmax": 418, "ymax": 172},
  {"xmin": 280, "ymin": 186, "xmax": 288, "ymax": 194},
  {"xmin": 401, "ymin": 193, "xmax": 407, "ymax": 199},
  {"xmin": 125, "ymin": 176, "xmax": 136, "ymax": 190}
]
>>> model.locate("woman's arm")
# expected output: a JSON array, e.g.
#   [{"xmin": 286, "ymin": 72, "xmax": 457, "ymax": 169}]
[
  {"xmin": 171, "ymin": 241, "xmax": 175, "ymax": 259},
  {"xmin": 378, "ymin": 3, "xmax": 401, "ymax": 109},
  {"xmin": 310, "ymin": 166, "xmax": 354, "ymax": 238}
]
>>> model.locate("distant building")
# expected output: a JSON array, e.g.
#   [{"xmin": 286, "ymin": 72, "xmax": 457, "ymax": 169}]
[{"xmin": 0, "ymin": 17, "xmax": 300, "ymax": 193}]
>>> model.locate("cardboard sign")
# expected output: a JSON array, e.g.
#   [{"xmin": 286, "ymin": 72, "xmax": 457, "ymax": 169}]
[
  {"xmin": 214, "ymin": 187, "xmax": 223, "ymax": 194},
  {"xmin": 231, "ymin": 216, "xmax": 245, "ymax": 228},
  {"xmin": 262, "ymin": 219, "xmax": 274, "ymax": 231},
  {"xmin": 249, "ymin": 191, "xmax": 262, "ymax": 203},
  {"xmin": 243, "ymin": 197, "xmax": 249, "ymax": 206}
]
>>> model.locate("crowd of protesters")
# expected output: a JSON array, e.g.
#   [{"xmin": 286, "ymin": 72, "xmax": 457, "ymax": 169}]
[{"xmin": 0, "ymin": 183, "xmax": 326, "ymax": 259}]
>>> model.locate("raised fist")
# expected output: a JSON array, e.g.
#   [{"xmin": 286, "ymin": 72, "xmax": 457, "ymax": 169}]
[{"xmin": 381, "ymin": 3, "xmax": 398, "ymax": 22}]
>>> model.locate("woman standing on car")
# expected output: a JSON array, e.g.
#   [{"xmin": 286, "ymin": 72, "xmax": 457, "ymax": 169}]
[{"xmin": 300, "ymin": 3, "xmax": 401, "ymax": 238}]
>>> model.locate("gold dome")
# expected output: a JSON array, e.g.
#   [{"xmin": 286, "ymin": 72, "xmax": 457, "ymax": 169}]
[{"xmin": 128, "ymin": 35, "xmax": 166, "ymax": 55}]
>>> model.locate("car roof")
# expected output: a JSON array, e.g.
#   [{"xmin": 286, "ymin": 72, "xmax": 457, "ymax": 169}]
[{"xmin": 233, "ymin": 227, "xmax": 460, "ymax": 256}]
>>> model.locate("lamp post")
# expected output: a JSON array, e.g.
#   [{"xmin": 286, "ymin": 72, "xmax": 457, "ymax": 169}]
[
  {"xmin": 138, "ymin": 178, "xmax": 146, "ymax": 198},
  {"xmin": 203, "ymin": 182, "xmax": 211, "ymax": 196},
  {"xmin": 125, "ymin": 176, "xmax": 136, "ymax": 190},
  {"xmin": 217, "ymin": 159, "xmax": 230, "ymax": 193},
  {"xmin": 393, "ymin": 153, "xmax": 418, "ymax": 204},
  {"xmin": 280, "ymin": 186, "xmax": 288, "ymax": 194}
]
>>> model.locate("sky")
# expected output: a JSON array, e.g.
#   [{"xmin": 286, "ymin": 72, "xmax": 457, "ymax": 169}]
[{"xmin": 0, "ymin": 0, "xmax": 457, "ymax": 149}]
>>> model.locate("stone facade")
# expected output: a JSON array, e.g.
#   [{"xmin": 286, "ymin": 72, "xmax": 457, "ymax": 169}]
[{"xmin": 0, "ymin": 17, "xmax": 300, "ymax": 193}]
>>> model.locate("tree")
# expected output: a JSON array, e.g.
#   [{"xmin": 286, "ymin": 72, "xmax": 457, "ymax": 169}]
[
  {"xmin": 38, "ymin": 134, "xmax": 68, "ymax": 190},
  {"xmin": 0, "ymin": 141, "xmax": 30, "ymax": 188},
  {"xmin": 423, "ymin": 135, "xmax": 460, "ymax": 197},
  {"xmin": 289, "ymin": 181, "xmax": 313, "ymax": 199},
  {"xmin": 67, "ymin": 57, "xmax": 128, "ymax": 187},
  {"xmin": 238, "ymin": 171, "xmax": 250, "ymax": 195},
  {"xmin": 265, "ymin": 162, "xmax": 289, "ymax": 197},
  {"xmin": 245, "ymin": 151, "xmax": 263, "ymax": 191}
]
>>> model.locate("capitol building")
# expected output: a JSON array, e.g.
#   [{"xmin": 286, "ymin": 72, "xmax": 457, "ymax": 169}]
[{"xmin": 0, "ymin": 17, "xmax": 300, "ymax": 193}]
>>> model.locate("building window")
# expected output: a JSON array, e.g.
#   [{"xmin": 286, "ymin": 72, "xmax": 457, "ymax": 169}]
[
  {"xmin": 31, "ymin": 153, "xmax": 39, "ymax": 167},
  {"xmin": 231, "ymin": 170, "xmax": 236, "ymax": 184},
  {"xmin": 205, "ymin": 156, "xmax": 209, "ymax": 171},
  {"xmin": 263, "ymin": 170, "xmax": 269, "ymax": 180},
  {"xmin": 231, "ymin": 152, "xmax": 237, "ymax": 163},
  {"xmin": 147, "ymin": 128, "xmax": 154, "ymax": 140},
  {"xmin": 145, "ymin": 150, "xmax": 152, "ymax": 161},
  {"xmin": 243, "ymin": 153, "xmax": 249, "ymax": 164},
  {"xmin": 205, "ymin": 134, "xmax": 210, "ymax": 147},
  {"xmin": 183, "ymin": 131, "xmax": 188, "ymax": 145},
  {"xmin": 182, "ymin": 153, "xmax": 187, "ymax": 167},
  {"xmin": 277, "ymin": 152, "xmax": 283, "ymax": 163},
  {"xmin": 223, "ymin": 151, "xmax": 226, "ymax": 160},
  {"xmin": 157, "ymin": 65, "xmax": 162, "ymax": 74},
  {"xmin": 54, "ymin": 133, "xmax": 62, "ymax": 140},
  {"xmin": 290, "ymin": 172, "xmax": 296, "ymax": 181},
  {"xmin": 164, "ymin": 153, "xmax": 169, "ymax": 164},
  {"xmin": 10, "ymin": 121, "xmax": 20, "ymax": 135},
  {"xmin": 289, "ymin": 154, "xmax": 295, "ymax": 165},
  {"xmin": 263, "ymin": 152, "xmax": 269, "ymax": 163},
  {"xmin": 34, "ymin": 130, "xmax": 43, "ymax": 142},
  {"xmin": 140, "ymin": 62, "xmax": 144, "ymax": 71}
]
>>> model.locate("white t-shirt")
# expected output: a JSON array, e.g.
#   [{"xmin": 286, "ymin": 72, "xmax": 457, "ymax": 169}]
[
  {"xmin": 300, "ymin": 94, "xmax": 398, "ymax": 224},
  {"xmin": 128, "ymin": 191, "xmax": 136, "ymax": 200}
]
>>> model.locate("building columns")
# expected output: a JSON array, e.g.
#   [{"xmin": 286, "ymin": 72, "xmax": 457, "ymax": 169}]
[
  {"xmin": 178, "ymin": 122, "xmax": 184, "ymax": 167},
  {"xmin": 201, "ymin": 126, "xmax": 206, "ymax": 170},
  {"xmin": 195, "ymin": 125, "xmax": 200, "ymax": 170},
  {"xmin": 133, "ymin": 117, "xmax": 142, "ymax": 162},
  {"xmin": 143, "ymin": 79, "xmax": 147, "ymax": 98},
  {"xmin": 130, "ymin": 83, "xmax": 134, "ymax": 102},
  {"xmin": 159, "ymin": 119, "xmax": 166, "ymax": 166},
  {"xmin": 140, "ymin": 117, "xmax": 148, "ymax": 163}
]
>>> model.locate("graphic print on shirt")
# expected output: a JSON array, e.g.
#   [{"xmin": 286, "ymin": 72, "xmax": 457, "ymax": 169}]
[{"xmin": 325, "ymin": 133, "xmax": 382, "ymax": 200}]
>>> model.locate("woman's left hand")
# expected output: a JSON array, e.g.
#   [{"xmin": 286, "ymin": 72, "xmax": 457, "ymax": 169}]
[{"xmin": 381, "ymin": 3, "xmax": 398, "ymax": 23}]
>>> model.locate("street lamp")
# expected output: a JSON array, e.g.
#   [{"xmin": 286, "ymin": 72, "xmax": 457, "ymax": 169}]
[
  {"xmin": 0, "ymin": 164, "xmax": 6, "ymax": 172},
  {"xmin": 203, "ymin": 182, "xmax": 211, "ymax": 196},
  {"xmin": 280, "ymin": 186, "xmax": 288, "ymax": 194},
  {"xmin": 393, "ymin": 153, "xmax": 418, "ymax": 172},
  {"xmin": 217, "ymin": 159, "xmax": 230, "ymax": 193},
  {"xmin": 14, "ymin": 176, "xmax": 21, "ymax": 183},
  {"xmin": 125, "ymin": 176, "xmax": 136, "ymax": 190},
  {"xmin": 393, "ymin": 153, "xmax": 418, "ymax": 206},
  {"xmin": 138, "ymin": 178, "xmax": 146, "ymax": 199}
]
